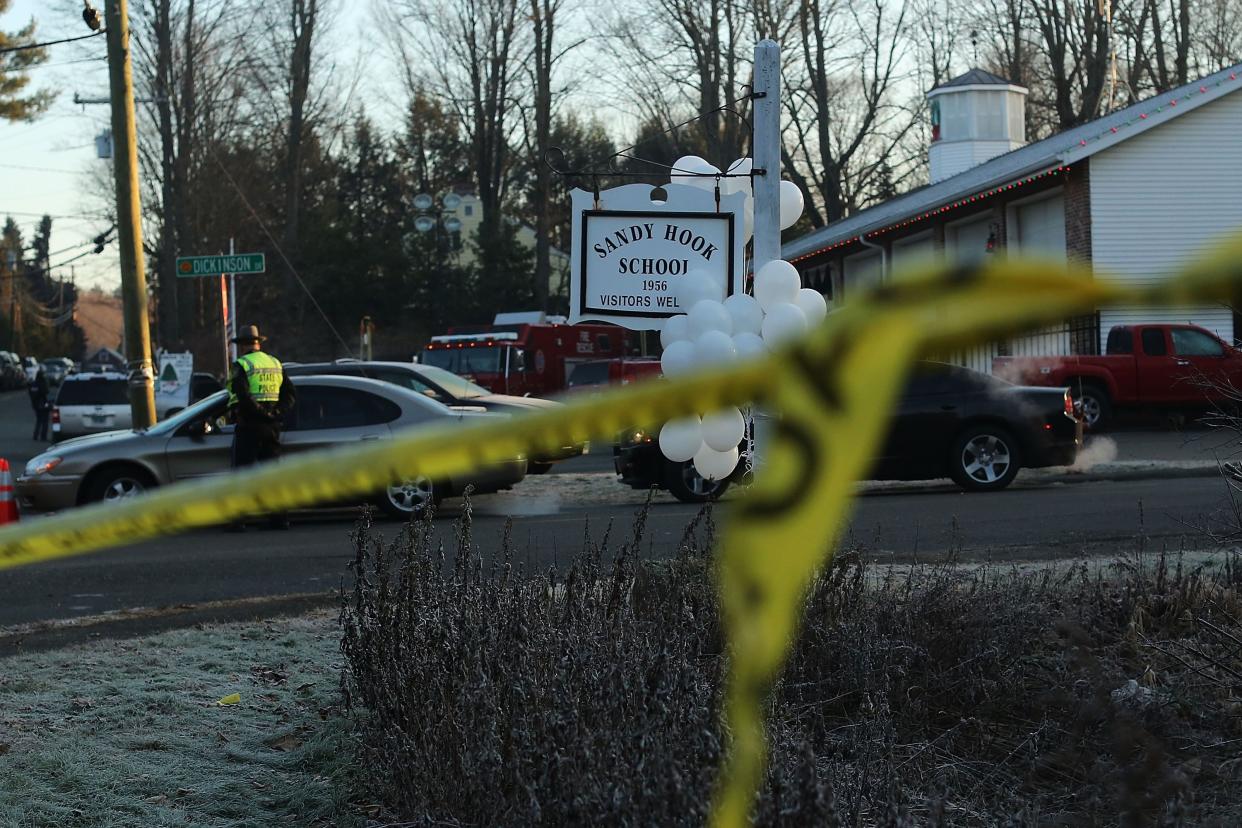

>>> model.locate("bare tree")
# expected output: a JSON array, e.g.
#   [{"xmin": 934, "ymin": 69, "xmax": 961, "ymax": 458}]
[
  {"xmin": 526, "ymin": 0, "xmax": 586, "ymax": 311},
  {"xmin": 1028, "ymin": 0, "xmax": 1110, "ymax": 129},
  {"xmin": 132, "ymin": 0, "xmax": 247, "ymax": 345},
  {"xmin": 607, "ymin": 0, "xmax": 753, "ymax": 166},
  {"xmin": 281, "ymin": 0, "xmax": 319, "ymax": 263},
  {"xmin": 782, "ymin": 0, "xmax": 916, "ymax": 226},
  {"xmin": 388, "ymin": 0, "xmax": 525, "ymax": 233}
]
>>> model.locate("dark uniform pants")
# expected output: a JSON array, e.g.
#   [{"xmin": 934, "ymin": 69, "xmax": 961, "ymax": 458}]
[
  {"xmin": 231, "ymin": 422, "xmax": 283, "ymax": 467},
  {"xmin": 32, "ymin": 406, "xmax": 49, "ymax": 441},
  {"xmin": 231, "ymin": 422, "xmax": 285, "ymax": 526}
]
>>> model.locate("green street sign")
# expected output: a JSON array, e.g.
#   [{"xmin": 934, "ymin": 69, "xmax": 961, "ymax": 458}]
[{"xmin": 175, "ymin": 253, "xmax": 266, "ymax": 277}]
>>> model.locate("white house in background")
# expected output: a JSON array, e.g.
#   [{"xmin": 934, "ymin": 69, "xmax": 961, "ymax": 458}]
[
  {"xmin": 448, "ymin": 192, "xmax": 571, "ymax": 301},
  {"xmin": 783, "ymin": 63, "xmax": 1242, "ymax": 373}
]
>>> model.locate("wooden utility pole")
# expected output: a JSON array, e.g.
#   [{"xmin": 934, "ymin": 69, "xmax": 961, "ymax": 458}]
[{"xmin": 104, "ymin": 0, "xmax": 157, "ymax": 427}]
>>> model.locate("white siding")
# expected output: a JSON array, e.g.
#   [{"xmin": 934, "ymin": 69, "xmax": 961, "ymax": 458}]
[
  {"xmin": 1090, "ymin": 88, "xmax": 1242, "ymax": 347},
  {"xmin": 930, "ymin": 140, "xmax": 1024, "ymax": 183}
]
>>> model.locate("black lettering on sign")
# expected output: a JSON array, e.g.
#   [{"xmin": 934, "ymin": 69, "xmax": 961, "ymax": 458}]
[
  {"xmin": 734, "ymin": 418, "xmax": 819, "ymax": 521},
  {"xmin": 787, "ymin": 333, "xmax": 855, "ymax": 413}
]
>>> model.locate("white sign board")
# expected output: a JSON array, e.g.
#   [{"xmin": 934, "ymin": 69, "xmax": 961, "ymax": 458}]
[
  {"xmin": 155, "ymin": 351, "xmax": 194, "ymax": 414},
  {"xmin": 569, "ymin": 183, "xmax": 746, "ymax": 330}
]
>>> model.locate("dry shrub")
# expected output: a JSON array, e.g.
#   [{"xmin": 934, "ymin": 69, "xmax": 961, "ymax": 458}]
[{"xmin": 340, "ymin": 497, "xmax": 1242, "ymax": 826}]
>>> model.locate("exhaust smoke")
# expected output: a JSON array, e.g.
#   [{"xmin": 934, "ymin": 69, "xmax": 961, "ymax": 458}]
[{"xmin": 1069, "ymin": 435, "xmax": 1118, "ymax": 473}]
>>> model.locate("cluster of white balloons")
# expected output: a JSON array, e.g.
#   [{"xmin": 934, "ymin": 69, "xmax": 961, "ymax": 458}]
[{"xmin": 657, "ymin": 155, "xmax": 829, "ymax": 482}]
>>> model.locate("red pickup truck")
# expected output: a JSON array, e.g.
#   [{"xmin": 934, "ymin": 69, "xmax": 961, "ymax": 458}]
[{"xmin": 992, "ymin": 324, "xmax": 1239, "ymax": 428}]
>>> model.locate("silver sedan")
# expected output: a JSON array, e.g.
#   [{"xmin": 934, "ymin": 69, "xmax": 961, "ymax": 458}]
[{"xmin": 16, "ymin": 374, "xmax": 527, "ymax": 519}]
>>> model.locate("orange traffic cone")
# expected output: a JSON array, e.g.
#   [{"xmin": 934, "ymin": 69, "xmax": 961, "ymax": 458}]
[{"xmin": 0, "ymin": 458, "xmax": 19, "ymax": 525}]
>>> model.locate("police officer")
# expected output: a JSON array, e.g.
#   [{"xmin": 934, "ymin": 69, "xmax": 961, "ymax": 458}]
[
  {"xmin": 228, "ymin": 324, "xmax": 296, "ymax": 530},
  {"xmin": 28, "ymin": 367, "xmax": 50, "ymax": 441}
]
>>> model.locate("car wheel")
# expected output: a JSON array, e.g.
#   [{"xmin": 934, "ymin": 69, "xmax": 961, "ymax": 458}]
[
  {"xmin": 950, "ymin": 425, "xmax": 1021, "ymax": 492},
  {"xmin": 1073, "ymin": 383, "xmax": 1111, "ymax": 430},
  {"xmin": 378, "ymin": 475, "xmax": 441, "ymax": 519},
  {"xmin": 84, "ymin": 465, "xmax": 155, "ymax": 504},
  {"xmin": 527, "ymin": 461, "xmax": 554, "ymax": 475},
  {"xmin": 663, "ymin": 459, "xmax": 730, "ymax": 503}
]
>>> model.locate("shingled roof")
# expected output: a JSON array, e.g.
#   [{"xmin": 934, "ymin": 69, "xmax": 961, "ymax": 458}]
[
  {"xmin": 931, "ymin": 68, "xmax": 1016, "ymax": 90},
  {"xmin": 782, "ymin": 61, "xmax": 1242, "ymax": 264}
]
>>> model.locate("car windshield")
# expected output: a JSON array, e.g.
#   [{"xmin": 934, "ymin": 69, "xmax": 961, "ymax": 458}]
[
  {"xmin": 420, "ymin": 346, "xmax": 503, "ymax": 375},
  {"xmin": 413, "ymin": 365, "xmax": 490, "ymax": 398},
  {"xmin": 146, "ymin": 390, "xmax": 228, "ymax": 435}
]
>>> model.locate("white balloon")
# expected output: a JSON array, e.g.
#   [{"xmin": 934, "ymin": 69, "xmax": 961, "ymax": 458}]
[
  {"xmin": 723, "ymin": 293, "xmax": 763, "ymax": 336},
  {"xmin": 659, "ymin": 416, "xmax": 703, "ymax": 463},
  {"xmin": 723, "ymin": 157, "xmax": 753, "ymax": 199},
  {"xmin": 701, "ymin": 407, "xmax": 746, "ymax": 452},
  {"xmin": 694, "ymin": 329, "xmax": 738, "ymax": 366},
  {"xmin": 795, "ymin": 288, "xmax": 828, "ymax": 328},
  {"xmin": 661, "ymin": 340, "xmax": 696, "ymax": 376},
  {"xmin": 676, "ymin": 270, "xmax": 720, "ymax": 310},
  {"xmin": 693, "ymin": 444, "xmax": 740, "ymax": 481},
  {"xmin": 761, "ymin": 302, "xmax": 809, "ymax": 346},
  {"xmin": 687, "ymin": 300, "xmax": 733, "ymax": 338},
  {"xmin": 732, "ymin": 331, "xmax": 767, "ymax": 360},
  {"xmin": 779, "ymin": 180, "xmax": 805, "ymax": 230},
  {"xmin": 661, "ymin": 314, "xmax": 691, "ymax": 348},
  {"xmin": 753, "ymin": 259, "xmax": 801, "ymax": 311},
  {"xmin": 672, "ymin": 155, "xmax": 719, "ymax": 192}
]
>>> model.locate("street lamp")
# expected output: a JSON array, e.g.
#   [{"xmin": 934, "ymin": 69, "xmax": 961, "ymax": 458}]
[{"xmin": 410, "ymin": 192, "xmax": 463, "ymax": 239}]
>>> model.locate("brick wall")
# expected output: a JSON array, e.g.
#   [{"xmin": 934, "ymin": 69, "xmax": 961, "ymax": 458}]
[{"xmin": 1063, "ymin": 161, "xmax": 1092, "ymax": 263}]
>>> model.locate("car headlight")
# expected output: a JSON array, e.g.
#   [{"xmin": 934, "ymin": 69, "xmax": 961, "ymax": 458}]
[{"xmin": 25, "ymin": 456, "xmax": 62, "ymax": 476}]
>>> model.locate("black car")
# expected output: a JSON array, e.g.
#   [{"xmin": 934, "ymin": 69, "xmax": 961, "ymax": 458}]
[
  {"xmin": 615, "ymin": 361, "xmax": 1083, "ymax": 501},
  {"xmin": 285, "ymin": 361, "xmax": 584, "ymax": 472}
]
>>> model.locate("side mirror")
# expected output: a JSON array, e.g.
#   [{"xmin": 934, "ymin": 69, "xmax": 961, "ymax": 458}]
[{"xmin": 189, "ymin": 420, "xmax": 213, "ymax": 440}]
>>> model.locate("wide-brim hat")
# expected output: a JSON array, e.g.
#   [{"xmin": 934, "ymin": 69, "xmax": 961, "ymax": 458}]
[{"xmin": 231, "ymin": 324, "xmax": 267, "ymax": 343}]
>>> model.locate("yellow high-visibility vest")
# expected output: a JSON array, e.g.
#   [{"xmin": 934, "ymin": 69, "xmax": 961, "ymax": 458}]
[{"xmin": 227, "ymin": 351, "xmax": 283, "ymax": 407}]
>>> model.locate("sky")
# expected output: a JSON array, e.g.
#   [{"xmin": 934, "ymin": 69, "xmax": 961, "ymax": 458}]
[
  {"xmin": 1, "ymin": 0, "xmax": 117, "ymax": 291},
  {"xmin": 0, "ymin": 0, "xmax": 382, "ymax": 293},
  {"xmin": 0, "ymin": 0, "xmax": 641, "ymax": 294}
]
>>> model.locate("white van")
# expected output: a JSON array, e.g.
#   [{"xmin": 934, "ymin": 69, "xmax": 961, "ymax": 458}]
[{"xmin": 52, "ymin": 372, "xmax": 133, "ymax": 441}]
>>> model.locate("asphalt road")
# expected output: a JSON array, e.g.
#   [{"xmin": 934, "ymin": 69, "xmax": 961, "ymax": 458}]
[{"xmin": 0, "ymin": 390, "xmax": 1237, "ymax": 629}]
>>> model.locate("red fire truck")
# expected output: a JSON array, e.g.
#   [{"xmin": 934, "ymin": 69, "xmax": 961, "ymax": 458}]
[{"xmin": 417, "ymin": 322, "xmax": 631, "ymax": 396}]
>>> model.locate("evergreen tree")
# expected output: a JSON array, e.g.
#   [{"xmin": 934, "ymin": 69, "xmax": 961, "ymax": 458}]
[{"xmin": 0, "ymin": 0, "xmax": 54, "ymax": 122}]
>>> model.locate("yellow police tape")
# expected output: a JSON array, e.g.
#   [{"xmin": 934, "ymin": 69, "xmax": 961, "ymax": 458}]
[{"xmin": 0, "ymin": 232, "xmax": 1239, "ymax": 827}]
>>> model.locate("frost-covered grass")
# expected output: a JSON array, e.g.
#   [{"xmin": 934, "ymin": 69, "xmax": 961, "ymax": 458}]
[{"xmin": 0, "ymin": 613, "xmax": 360, "ymax": 828}]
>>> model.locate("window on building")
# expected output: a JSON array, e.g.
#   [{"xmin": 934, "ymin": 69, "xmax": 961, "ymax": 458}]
[{"xmin": 464, "ymin": 205, "xmax": 473, "ymax": 216}]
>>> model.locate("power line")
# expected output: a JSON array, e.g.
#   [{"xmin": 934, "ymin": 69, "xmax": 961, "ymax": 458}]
[
  {"xmin": 0, "ymin": 30, "xmax": 106, "ymax": 56},
  {"xmin": 0, "ymin": 56, "xmax": 107, "ymax": 72},
  {"xmin": 0, "ymin": 162, "xmax": 83, "ymax": 174},
  {"xmin": 0, "ymin": 209, "xmax": 106, "ymax": 219},
  {"xmin": 209, "ymin": 150, "xmax": 354, "ymax": 356},
  {"xmin": 49, "ymin": 248, "xmax": 99, "ymax": 269}
]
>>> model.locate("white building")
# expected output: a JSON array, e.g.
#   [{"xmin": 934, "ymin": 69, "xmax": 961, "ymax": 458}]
[
  {"xmin": 783, "ymin": 63, "xmax": 1242, "ymax": 371},
  {"xmin": 448, "ymin": 193, "xmax": 571, "ymax": 300}
]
